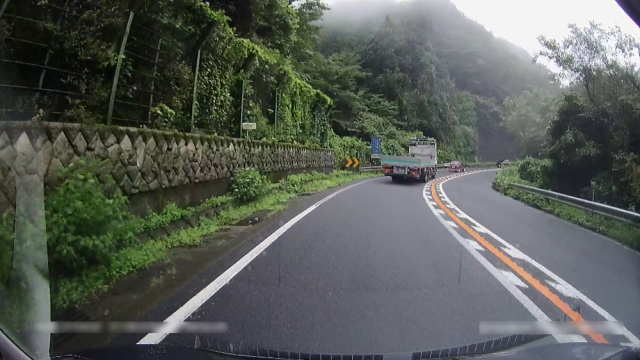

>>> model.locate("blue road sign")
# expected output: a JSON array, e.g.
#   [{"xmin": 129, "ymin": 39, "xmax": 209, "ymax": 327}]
[{"xmin": 371, "ymin": 136, "xmax": 382, "ymax": 155}]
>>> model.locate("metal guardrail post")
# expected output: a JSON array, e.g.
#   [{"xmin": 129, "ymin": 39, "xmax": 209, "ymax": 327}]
[
  {"xmin": 508, "ymin": 183, "xmax": 640, "ymax": 226},
  {"xmin": 190, "ymin": 48, "xmax": 201, "ymax": 132},
  {"xmin": 107, "ymin": 11, "xmax": 135, "ymax": 125}
]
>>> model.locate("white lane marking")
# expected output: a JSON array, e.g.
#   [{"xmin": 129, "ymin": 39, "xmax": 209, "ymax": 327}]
[
  {"xmin": 444, "ymin": 220, "xmax": 459, "ymax": 228},
  {"xmin": 437, "ymin": 171, "xmax": 640, "ymax": 346},
  {"xmin": 545, "ymin": 280, "xmax": 579, "ymax": 299},
  {"xmin": 435, "ymin": 209, "xmax": 446, "ymax": 215},
  {"xmin": 422, "ymin": 183, "xmax": 585, "ymax": 343},
  {"xmin": 137, "ymin": 178, "xmax": 377, "ymax": 345},
  {"xmin": 502, "ymin": 246, "xmax": 528, "ymax": 260},
  {"xmin": 467, "ymin": 239, "xmax": 485, "ymax": 251},
  {"xmin": 472, "ymin": 225, "xmax": 489, "ymax": 234},
  {"xmin": 499, "ymin": 270, "xmax": 528, "ymax": 288}
]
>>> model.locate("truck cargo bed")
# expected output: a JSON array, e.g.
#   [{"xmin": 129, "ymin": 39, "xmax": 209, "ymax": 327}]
[{"xmin": 380, "ymin": 155, "xmax": 436, "ymax": 167}]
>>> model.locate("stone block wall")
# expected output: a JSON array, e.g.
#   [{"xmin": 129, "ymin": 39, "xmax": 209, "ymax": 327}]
[{"xmin": 0, "ymin": 122, "xmax": 334, "ymax": 212}]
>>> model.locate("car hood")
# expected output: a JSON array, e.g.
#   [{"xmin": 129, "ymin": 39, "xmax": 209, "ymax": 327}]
[{"xmin": 65, "ymin": 336, "xmax": 638, "ymax": 360}]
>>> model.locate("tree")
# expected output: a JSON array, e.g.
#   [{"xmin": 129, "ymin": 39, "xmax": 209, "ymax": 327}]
[
  {"xmin": 537, "ymin": 22, "xmax": 640, "ymax": 107},
  {"xmin": 503, "ymin": 89, "xmax": 559, "ymax": 156},
  {"xmin": 290, "ymin": 0, "xmax": 329, "ymax": 62},
  {"xmin": 211, "ymin": 0, "xmax": 298, "ymax": 54},
  {"xmin": 539, "ymin": 24, "xmax": 640, "ymax": 209}
]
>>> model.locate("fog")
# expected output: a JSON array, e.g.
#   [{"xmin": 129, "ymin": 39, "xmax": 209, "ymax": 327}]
[{"xmin": 316, "ymin": 0, "xmax": 556, "ymax": 160}]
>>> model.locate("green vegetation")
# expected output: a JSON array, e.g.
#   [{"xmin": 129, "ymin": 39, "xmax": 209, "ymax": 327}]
[
  {"xmin": 4, "ymin": 0, "xmax": 331, "ymax": 144},
  {"xmin": 494, "ymin": 163, "xmax": 640, "ymax": 252},
  {"xmin": 496, "ymin": 23, "xmax": 640, "ymax": 211},
  {"xmin": 44, "ymin": 168, "xmax": 377, "ymax": 313},
  {"xmin": 230, "ymin": 169, "xmax": 271, "ymax": 203},
  {"xmin": 502, "ymin": 89, "xmax": 560, "ymax": 157},
  {"xmin": 46, "ymin": 160, "xmax": 136, "ymax": 275},
  {"xmin": 4, "ymin": 0, "xmax": 562, "ymax": 161},
  {"xmin": 315, "ymin": 0, "xmax": 555, "ymax": 161}
]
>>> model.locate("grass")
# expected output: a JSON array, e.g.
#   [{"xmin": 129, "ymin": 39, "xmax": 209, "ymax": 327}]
[
  {"xmin": 52, "ymin": 170, "xmax": 379, "ymax": 313},
  {"xmin": 494, "ymin": 166, "xmax": 640, "ymax": 252}
]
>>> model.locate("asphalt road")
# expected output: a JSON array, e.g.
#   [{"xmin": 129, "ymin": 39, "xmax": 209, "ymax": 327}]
[{"xmin": 142, "ymin": 170, "xmax": 640, "ymax": 354}]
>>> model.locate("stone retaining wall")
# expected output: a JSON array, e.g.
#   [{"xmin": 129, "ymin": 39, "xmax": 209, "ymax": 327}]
[{"xmin": 0, "ymin": 122, "xmax": 334, "ymax": 212}]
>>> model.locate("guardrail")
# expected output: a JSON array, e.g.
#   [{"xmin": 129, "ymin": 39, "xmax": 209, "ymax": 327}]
[
  {"xmin": 508, "ymin": 183, "xmax": 640, "ymax": 226},
  {"xmin": 359, "ymin": 166, "xmax": 382, "ymax": 172},
  {"xmin": 368, "ymin": 163, "xmax": 495, "ymax": 170}
]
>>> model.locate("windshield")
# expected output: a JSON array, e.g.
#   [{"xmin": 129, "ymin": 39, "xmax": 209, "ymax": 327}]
[{"xmin": 1, "ymin": 0, "xmax": 639, "ymax": 359}]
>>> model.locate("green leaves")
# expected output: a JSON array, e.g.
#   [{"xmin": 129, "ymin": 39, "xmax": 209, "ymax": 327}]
[
  {"xmin": 502, "ymin": 89, "xmax": 559, "ymax": 157},
  {"xmin": 230, "ymin": 168, "xmax": 270, "ymax": 203},
  {"xmin": 46, "ymin": 159, "xmax": 137, "ymax": 276}
]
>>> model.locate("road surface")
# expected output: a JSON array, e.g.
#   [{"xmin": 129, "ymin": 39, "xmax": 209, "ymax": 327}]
[{"xmin": 136, "ymin": 170, "xmax": 640, "ymax": 354}]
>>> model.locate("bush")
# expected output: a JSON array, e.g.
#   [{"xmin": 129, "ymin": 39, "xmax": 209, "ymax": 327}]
[
  {"xmin": 281, "ymin": 172, "xmax": 317, "ymax": 193},
  {"xmin": 230, "ymin": 169, "xmax": 270, "ymax": 203},
  {"xmin": 327, "ymin": 133, "xmax": 370, "ymax": 165},
  {"xmin": 517, "ymin": 157, "xmax": 551, "ymax": 187},
  {"xmin": 46, "ymin": 159, "xmax": 136, "ymax": 276}
]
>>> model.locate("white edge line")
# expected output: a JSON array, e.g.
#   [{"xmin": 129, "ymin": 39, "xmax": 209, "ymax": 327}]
[
  {"xmin": 137, "ymin": 178, "xmax": 377, "ymax": 345},
  {"xmin": 422, "ymin": 182, "xmax": 584, "ymax": 343},
  {"xmin": 438, "ymin": 171, "xmax": 640, "ymax": 345}
]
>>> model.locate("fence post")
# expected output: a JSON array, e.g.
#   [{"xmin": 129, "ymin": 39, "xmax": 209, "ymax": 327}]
[
  {"xmin": 190, "ymin": 48, "xmax": 201, "ymax": 132},
  {"xmin": 274, "ymin": 88, "xmax": 279, "ymax": 128},
  {"xmin": 239, "ymin": 79, "xmax": 246, "ymax": 138},
  {"xmin": 0, "ymin": 0, "xmax": 10, "ymax": 19},
  {"xmin": 147, "ymin": 38, "xmax": 162, "ymax": 124},
  {"xmin": 38, "ymin": 2, "xmax": 69, "ymax": 90},
  {"xmin": 107, "ymin": 11, "xmax": 135, "ymax": 125}
]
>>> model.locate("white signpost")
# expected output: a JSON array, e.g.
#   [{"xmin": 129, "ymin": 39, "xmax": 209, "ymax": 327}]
[{"xmin": 242, "ymin": 122, "xmax": 257, "ymax": 130}]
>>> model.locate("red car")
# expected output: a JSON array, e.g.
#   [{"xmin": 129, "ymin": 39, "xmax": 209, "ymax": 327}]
[{"xmin": 449, "ymin": 160, "xmax": 465, "ymax": 173}]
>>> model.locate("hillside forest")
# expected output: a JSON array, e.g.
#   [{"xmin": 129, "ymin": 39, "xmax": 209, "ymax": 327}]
[{"xmin": 2, "ymin": 0, "xmax": 638, "ymax": 208}]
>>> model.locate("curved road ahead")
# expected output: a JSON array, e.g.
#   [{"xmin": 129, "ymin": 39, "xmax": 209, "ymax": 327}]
[{"xmin": 137, "ymin": 170, "xmax": 640, "ymax": 354}]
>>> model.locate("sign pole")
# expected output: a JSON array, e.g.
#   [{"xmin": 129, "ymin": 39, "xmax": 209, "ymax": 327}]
[{"xmin": 240, "ymin": 79, "xmax": 246, "ymax": 138}]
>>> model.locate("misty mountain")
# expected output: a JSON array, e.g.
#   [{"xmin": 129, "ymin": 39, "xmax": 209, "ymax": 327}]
[
  {"xmin": 320, "ymin": 0, "xmax": 553, "ymax": 101},
  {"xmin": 304, "ymin": 0, "xmax": 556, "ymax": 160}
]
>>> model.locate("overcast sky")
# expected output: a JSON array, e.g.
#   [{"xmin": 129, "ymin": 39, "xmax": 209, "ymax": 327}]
[
  {"xmin": 449, "ymin": 0, "xmax": 640, "ymax": 56},
  {"xmin": 325, "ymin": 0, "xmax": 640, "ymax": 57}
]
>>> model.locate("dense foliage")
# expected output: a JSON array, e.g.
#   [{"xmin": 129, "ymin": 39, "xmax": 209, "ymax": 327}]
[
  {"xmin": 45, "ymin": 160, "xmax": 136, "ymax": 276},
  {"xmin": 502, "ymin": 90, "xmax": 560, "ymax": 157},
  {"xmin": 512, "ymin": 23, "xmax": 640, "ymax": 210},
  {"xmin": 2, "ymin": 0, "xmax": 558, "ymax": 161},
  {"xmin": 2, "ymin": 0, "xmax": 331, "ymax": 144}
]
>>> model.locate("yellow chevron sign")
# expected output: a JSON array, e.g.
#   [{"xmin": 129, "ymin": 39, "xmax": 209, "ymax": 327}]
[
  {"xmin": 344, "ymin": 157, "xmax": 361, "ymax": 168},
  {"xmin": 345, "ymin": 158, "xmax": 353, "ymax": 167}
]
